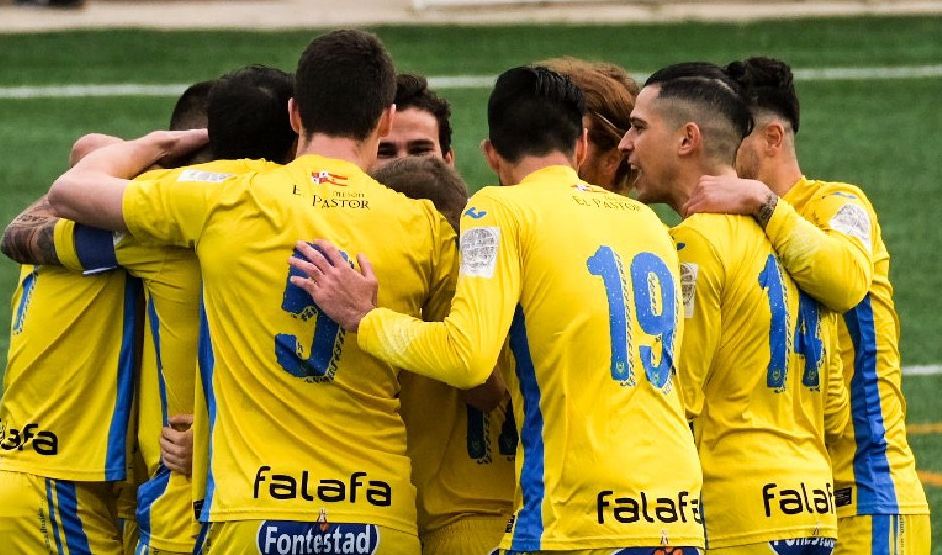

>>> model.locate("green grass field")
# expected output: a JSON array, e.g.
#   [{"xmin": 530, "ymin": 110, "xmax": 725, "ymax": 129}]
[{"xmin": 0, "ymin": 17, "xmax": 939, "ymax": 548}]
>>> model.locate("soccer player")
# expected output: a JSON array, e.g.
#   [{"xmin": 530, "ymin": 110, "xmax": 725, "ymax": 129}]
[
  {"xmin": 374, "ymin": 73, "xmax": 455, "ymax": 169},
  {"xmin": 3, "ymin": 64, "xmax": 297, "ymax": 554},
  {"xmin": 618, "ymin": 63, "xmax": 849, "ymax": 555},
  {"xmin": 288, "ymin": 65, "xmax": 705, "ymax": 554},
  {"xmin": 47, "ymin": 29, "xmax": 457, "ymax": 554},
  {"xmin": 371, "ymin": 155, "xmax": 516, "ymax": 555},
  {"xmin": 683, "ymin": 57, "xmax": 931, "ymax": 555},
  {"xmin": 540, "ymin": 57, "xmax": 638, "ymax": 195}
]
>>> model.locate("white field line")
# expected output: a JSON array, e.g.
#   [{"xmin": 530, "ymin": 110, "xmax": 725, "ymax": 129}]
[
  {"xmin": 903, "ymin": 364, "xmax": 942, "ymax": 376},
  {"xmin": 1, "ymin": 64, "xmax": 941, "ymax": 98}
]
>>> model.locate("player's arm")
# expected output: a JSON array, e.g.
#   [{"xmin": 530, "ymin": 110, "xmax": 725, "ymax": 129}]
[
  {"xmin": 684, "ymin": 175, "xmax": 872, "ymax": 313},
  {"xmin": 290, "ymin": 192, "xmax": 521, "ymax": 389},
  {"xmin": 48, "ymin": 129, "xmax": 208, "ymax": 232},
  {"xmin": 669, "ymin": 225, "xmax": 725, "ymax": 421}
]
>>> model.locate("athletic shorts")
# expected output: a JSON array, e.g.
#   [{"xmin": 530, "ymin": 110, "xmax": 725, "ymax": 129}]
[
  {"xmin": 497, "ymin": 547, "xmax": 701, "ymax": 555},
  {"xmin": 421, "ymin": 515, "xmax": 506, "ymax": 555},
  {"xmin": 0, "ymin": 470, "xmax": 122, "ymax": 554},
  {"xmin": 834, "ymin": 514, "xmax": 931, "ymax": 555},
  {"xmin": 196, "ymin": 519, "xmax": 420, "ymax": 554},
  {"xmin": 119, "ymin": 517, "xmax": 139, "ymax": 554},
  {"xmin": 707, "ymin": 538, "xmax": 835, "ymax": 555}
]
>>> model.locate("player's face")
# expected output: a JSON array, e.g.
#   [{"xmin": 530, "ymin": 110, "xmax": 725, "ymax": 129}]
[
  {"xmin": 619, "ymin": 86, "xmax": 675, "ymax": 204},
  {"xmin": 375, "ymin": 108, "xmax": 449, "ymax": 170},
  {"xmin": 736, "ymin": 129, "xmax": 762, "ymax": 180}
]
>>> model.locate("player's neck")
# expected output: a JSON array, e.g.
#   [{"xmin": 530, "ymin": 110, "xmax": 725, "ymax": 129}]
[
  {"xmin": 296, "ymin": 133, "xmax": 378, "ymax": 171},
  {"xmin": 761, "ymin": 157, "xmax": 803, "ymax": 198},
  {"xmin": 503, "ymin": 153, "xmax": 576, "ymax": 185},
  {"xmin": 672, "ymin": 163, "xmax": 736, "ymax": 217}
]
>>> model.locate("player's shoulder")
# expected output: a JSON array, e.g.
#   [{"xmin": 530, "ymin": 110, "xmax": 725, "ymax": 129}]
[
  {"xmin": 803, "ymin": 177, "xmax": 873, "ymax": 208},
  {"xmin": 672, "ymin": 213, "xmax": 760, "ymax": 259}
]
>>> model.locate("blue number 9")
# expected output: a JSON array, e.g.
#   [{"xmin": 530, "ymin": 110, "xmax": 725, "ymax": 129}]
[{"xmin": 630, "ymin": 253, "xmax": 677, "ymax": 389}]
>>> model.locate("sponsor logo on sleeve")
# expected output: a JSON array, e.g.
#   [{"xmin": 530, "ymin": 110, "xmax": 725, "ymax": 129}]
[
  {"xmin": 176, "ymin": 169, "xmax": 233, "ymax": 183},
  {"xmin": 679, "ymin": 263, "xmax": 699, "ymax": 319},
  {"xmin": 257, "ymin": 520, "xmax": 380, "ymax": 555},
  {"xmin": 459, "ymin": 227, "xmax": 500, "ymax": 278},
  {"xmin": 828, "ymin": 204, "xmax": 872, "ymax": 252}
]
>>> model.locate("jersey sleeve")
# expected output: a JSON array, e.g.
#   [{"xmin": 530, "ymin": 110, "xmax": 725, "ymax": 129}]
[
  {"xmin": 669, "ymin": 225, "xmax": 725, "ymax": 421},
  {"xmin": 422, "ymin": 207, "xmax": 459, "ymax": 323},
  {"xmin": 357, "ymin": 189, "xmax": 521, "ymax": 389},
  {"xmin": 122, "ymin": 167, "xmax": 233, "ymax": 248},
  {"xmin": 763, "ymin": 193, "xmax": 873, "ymax": 313},
  {"xmin": 53, "ymin": 219, "xmax": 119, "ymax": 274}
]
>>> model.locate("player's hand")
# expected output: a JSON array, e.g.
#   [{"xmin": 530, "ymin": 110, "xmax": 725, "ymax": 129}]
[
  {"xmin": 683, "ymin": 175, "xmax": 770, "ymax": 218},
  {"xmin": 160, "ymin": 413, "xmax": 194, "ymax": 476},
  {"xmin": 463, "ymin": 367, "xmax": 508, "ymax": 412},
  {"xmin": 288, "ymin": 240, "xmax": 378, "ymax": 332},
  {"xmin": 139, "ymin": 129, "xmax": 209, "ymax": 167}
]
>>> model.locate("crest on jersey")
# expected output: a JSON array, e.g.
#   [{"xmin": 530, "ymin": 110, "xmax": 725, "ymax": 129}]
[{"xmin": 312, "ymin": 170, "xmax": 348, "ymax": 186}]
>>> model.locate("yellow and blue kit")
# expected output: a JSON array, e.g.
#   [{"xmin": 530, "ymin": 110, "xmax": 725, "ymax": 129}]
[
  {"xmin": 670, "ymin": 213, "xmax": 848, "ymax": 549},
  {"xmin": 762, "ymin": 177, "xmax": 930, "ymax": 552},
  {"xmin": 358, "ymin": 165, "xmax": 705, "ymax": 551},
  {"xmin": 121, "ymin": 155, "xmax": 457, "ymax": 540}
]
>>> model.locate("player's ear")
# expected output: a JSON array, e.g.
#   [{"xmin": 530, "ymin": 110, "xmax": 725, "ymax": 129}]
[
  {"xmin": 482, "ymin": 139, "xmax": 500, "ymax": 174},
  {"xmin": 443, "ymin": 148, "xmax": 456, "ymax": 168},
  {"xmin": 376, "ymin": 104, "xmax": 397, "ymax": 139},
  {"xmin": 678, "ymin": 122, "xmax": 701, "ymax": 157},
  {"xmin": 764, "ymin": 121, "xmax": 786, "ymax": 154},
  {"xmin": 288, "ymin": 98, "xmax": 302, "ymax": 135},
  {"xmin": 574, "ymin": 127, "xmax": 589, "ymax": 169}
]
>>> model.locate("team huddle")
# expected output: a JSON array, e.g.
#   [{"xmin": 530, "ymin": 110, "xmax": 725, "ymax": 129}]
[{"xmin": 0, "ymin": 28, "xmax": 931, "ymax": 555}]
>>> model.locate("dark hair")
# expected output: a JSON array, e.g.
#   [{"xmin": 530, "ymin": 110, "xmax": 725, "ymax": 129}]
[
  {"xmin": 645, "ymin": 62, "xmax": 753, "ymax": 163},
  {"xmin": 488, "ymin": 66, "xmax": 585, "ymax": 163},
  {"xmin": 169, "ymin": 80, "xmax": 214, "ymax": 131},
  {"xmin": 725, "ymin": 57, "xmax": 800, "ymax": 133},
  {"xmin": 207, "ymin": 65, "xmax": 296, "ymax": 164},
  {"xmin": 370, "ymin": 156, "xmax": 468, "ymax": 232},
  {"xmin": 394, "ymin": 73, "xmax": 453, "ymax": 155},
  {"xmin": 295, "ymin": 29, "xmax": 396, "ymax": 141}
]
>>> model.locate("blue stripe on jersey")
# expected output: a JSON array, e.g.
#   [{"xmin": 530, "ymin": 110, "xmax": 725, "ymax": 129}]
[
  {"xmin": 12, "ymin": 268, "xmax": 37, "ymax": 334},
  {"xmin": 73, "ymin": 224, "xmax": 119, "ymax": 272},
  {"xmin": 198, "ymin": 300, "xmax": 217, "ymax": 522},
  {"xmin": 147, "ymin": 297, "xmax": 170, "ymax": 427},
  {"xmin": 871, "ymin": 514, "xmax": 891, "ymax": 554},
  {"xmin": 46, "ymin": 479, "xmax": 65, "ymax": 555},
  {"xmin": 193, "ymin": 523, "xmax": 210, "ymax": 555},
  {"xmin": 136, "ymin": 464, "xmax": 172, "ymax": 547},
  {"xmin": 105, "ymin": 276, "xmax": 142, "ymax": 481},
  {"xmin": 508, "ymin": 305, "xmax": 546, "ymax": 551},
  {"xmin": 844, "ymin": 295, "xmax": 898, "ymax": 513},
  {"xmin": 56, "ymin": 480, "xmax": 93, "ymax": 555}
]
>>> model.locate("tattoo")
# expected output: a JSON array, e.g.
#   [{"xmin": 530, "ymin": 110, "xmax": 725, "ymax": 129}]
[
  {"xmin": 754, "ymin": 192, "xmax": 779, "ymax": 230},
  {"xmin": 0, "ymin": 196, "xmax": 61, "ymax": 265}
]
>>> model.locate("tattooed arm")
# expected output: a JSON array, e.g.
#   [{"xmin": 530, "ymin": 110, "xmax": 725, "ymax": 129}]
[{"xmin": 1, "ymin": 195, "xmax": 60, "ymax": 265}]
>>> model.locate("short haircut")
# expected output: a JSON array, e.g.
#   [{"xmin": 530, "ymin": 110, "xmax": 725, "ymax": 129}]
[
  {"xmin": 488, "ymin": 66, "xmax": 585, "ymax": 163},
  {"xmin": 169, "ymin": 80, "xmax": 214, "ymax": 131},
  {"xmin": 370, "ymin": 156, "xmax": 468, "ymax": 232},
  {"xmin": 395, "ymin": 73, "xmax": 453, "ymax": 154},
  {"xmin": 645, "ymin": 62, "xmax": 753, "ymax": 164},
  {"xmin": 540, "ymin": 57, "xmax": 638, "ymax": 187},
  {"xmin": 295, "ymin": 29, "xmax": 396, "ymax": 141},
  {"xmin": 725, "ymin": 57, "xmax": 800, "ymax": 133},
  {"xmin": 208, "ymin": 64, "xmax": 296, "ymax": 163}
]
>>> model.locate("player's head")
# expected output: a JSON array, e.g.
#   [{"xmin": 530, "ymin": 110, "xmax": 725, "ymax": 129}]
[
  {"xmin": 292, "ymin": 29, "xmax": 396, "ymax": 160},
  {"xmin": 375, "ymin": 73, "xmax": 454, "ymax": 170},
  {"xmin": 371, "ymin": 156, "xmax": 468, "ymax": 232},
  {"xmin": 484, "ymin": 66, "xmax": 586, "ymax": 183},
  {"xmin": 540, "ymin": 57, "xmax": 638, "ymax": 194},
  {"xmin": 169, "ymin": 79, "xmax": 215, "ymax": 165},
  {"xmin": 208, "ymin": 64, "xmax": 296, "ymax": 164},
  {"xmin": 618, "ymin": 62, "xmax": 752, "ymax": 208},
  {"xmin": 725, "ymin": 57, "xmax": 800, "ymax": 180}
]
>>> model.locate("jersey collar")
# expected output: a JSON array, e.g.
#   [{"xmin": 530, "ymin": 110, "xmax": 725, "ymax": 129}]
[{"xmin": 517, "ymin": 164, "xmax": 580, "ymax": 187}]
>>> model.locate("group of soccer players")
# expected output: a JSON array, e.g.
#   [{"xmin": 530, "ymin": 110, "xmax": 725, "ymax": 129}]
[{"xmin": 0, "ymin": 27, "xmax": 931, "ymax": 555}]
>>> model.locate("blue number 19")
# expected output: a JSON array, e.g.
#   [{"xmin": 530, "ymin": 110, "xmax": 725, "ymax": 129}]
[{"xmin": 587, "ymin": 246, "xmax": 677, "ymax": 388}]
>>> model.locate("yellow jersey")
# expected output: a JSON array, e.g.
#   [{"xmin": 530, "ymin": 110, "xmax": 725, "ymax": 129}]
[
  {"xmin": 122, "ymin": 154, "xmax": 458, "ymax": 534},
  {"xmin": 764, "ymin": 177, "xmax": 929, "ymax": 517},
  {"xmin": 54, "ymin": 215, "xmax": 205, "ymax": 551},
  {"xmin": 399, "ymin": 364, "xmax": 515, "ymax": 536},
  {"xmin": 670, "ymin": 213, "xmax": 848, "ymax": 548},
  {"xmin": 358, "ymin": 165, "xmax": 705, "ymax": 550},
  {"xmin": 1, "ymin": 228, "xmax": 141, "ymax": 481}
]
